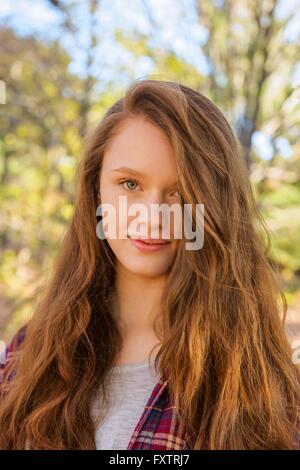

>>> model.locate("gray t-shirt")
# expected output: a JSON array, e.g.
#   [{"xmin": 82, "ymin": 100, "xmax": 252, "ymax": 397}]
[{"xmin": 91, "ymin": 357, "xmax": 160, "ymax": 450}]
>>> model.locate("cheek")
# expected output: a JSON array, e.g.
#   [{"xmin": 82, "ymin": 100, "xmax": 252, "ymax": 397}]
[{"xmin": 99, "ymin": 180, "xmax": 123, "ymax": 209}]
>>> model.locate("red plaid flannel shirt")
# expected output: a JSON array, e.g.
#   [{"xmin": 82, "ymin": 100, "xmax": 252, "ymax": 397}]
[{"xmin": 0, "ymin": 325, "xmax": 193, "ymax": 450}]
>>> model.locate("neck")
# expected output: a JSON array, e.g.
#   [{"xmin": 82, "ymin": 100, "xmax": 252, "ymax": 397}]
[{"xmin": 112, "ymin": 263, "xmax": 166, "ymax": 333}]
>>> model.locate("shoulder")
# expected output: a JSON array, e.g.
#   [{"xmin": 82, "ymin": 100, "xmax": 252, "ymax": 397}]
[{"xmin": 0, "ymin": 324, "xmax": 28, "ymax": 385}]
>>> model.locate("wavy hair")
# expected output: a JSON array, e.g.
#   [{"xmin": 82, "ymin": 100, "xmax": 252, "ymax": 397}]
[{"xmin": 0, "ymin": 79, "xmax": 299, "ymax": 449}]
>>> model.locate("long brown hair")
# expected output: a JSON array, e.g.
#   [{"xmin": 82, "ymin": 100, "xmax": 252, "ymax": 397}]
[{"xmin": 0, "ymin": 79, "xmax": 299, "ymax": 449}]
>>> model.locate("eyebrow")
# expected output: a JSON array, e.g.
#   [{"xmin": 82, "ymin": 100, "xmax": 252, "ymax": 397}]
[{"xmin": 111, "ymin": 167, "xmax": 147, "ymax": 178}]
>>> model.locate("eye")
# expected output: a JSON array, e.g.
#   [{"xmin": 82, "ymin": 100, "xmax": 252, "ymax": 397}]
[
  {"xmin": 120, "ymin": 178, "xmax": 140, "ymax": 191},
  {"xmin": 171, "ymin": 189, "xmax": 181, "ymax": 197}
]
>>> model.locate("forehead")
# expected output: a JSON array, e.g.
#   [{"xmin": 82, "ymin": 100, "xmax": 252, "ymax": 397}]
[{"xmin": 102, "ymin": 116, "xmax": 178, "ymax": 182}]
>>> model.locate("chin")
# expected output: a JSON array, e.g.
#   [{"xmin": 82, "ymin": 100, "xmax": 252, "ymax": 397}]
[{"xmin": 124, "ymin": 260, "xmax": 171, "ymax": 278}]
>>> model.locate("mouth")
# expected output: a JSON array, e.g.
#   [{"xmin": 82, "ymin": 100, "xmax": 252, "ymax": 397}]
[
  {"xmin": 128, "ymin": 236, "xmax": 171, "ymax": 252},
  {"xmin": 129, "ymin": 237, "xmax": 171, "ymax": 245}
]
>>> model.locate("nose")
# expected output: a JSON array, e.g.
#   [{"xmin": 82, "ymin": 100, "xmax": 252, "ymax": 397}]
[{"xmin": 129, "ymin": 191, "xmax": 173, "ymax": 240}]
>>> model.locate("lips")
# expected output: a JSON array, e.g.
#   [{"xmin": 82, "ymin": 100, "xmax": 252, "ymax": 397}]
[
  {"xmin": 128, "ymin": 236, "xmax": 171, "ymax": 252},
  {"xmin": 130, "ymin": 237, "xmax": 171, "ymax": 245}
]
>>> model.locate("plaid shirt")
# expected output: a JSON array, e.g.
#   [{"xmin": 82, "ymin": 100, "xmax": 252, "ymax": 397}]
[
  {"xmin": 1, "ymin": 325, "xmax": 300, "ymax": 450},
  {"xmin": 0, "ymin": 325, "xmax": 193, "ymax": 450}
]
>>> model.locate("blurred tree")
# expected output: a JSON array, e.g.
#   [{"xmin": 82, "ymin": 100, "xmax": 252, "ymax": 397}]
[
  {"xmin": 0, "ymin": 28, "xmax": 82, "ymax": 337},
  {"xmin": 48, "ymin": 0, "xmax": 101, "ymax": 133},
  {"xmin": 195, "ymin": 0, "xmax": 300, "ymax": 171}
]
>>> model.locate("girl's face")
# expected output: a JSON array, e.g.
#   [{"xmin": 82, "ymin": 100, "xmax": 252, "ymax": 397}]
[{"xmin": 99, "ymin": 115, "xmax": 181, "ymax": 278}]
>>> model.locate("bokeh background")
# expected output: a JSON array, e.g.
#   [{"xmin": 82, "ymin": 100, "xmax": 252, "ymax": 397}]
[{"xmin": 0, "ymin": 0, "xmax": 299, "ymax": 346}]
